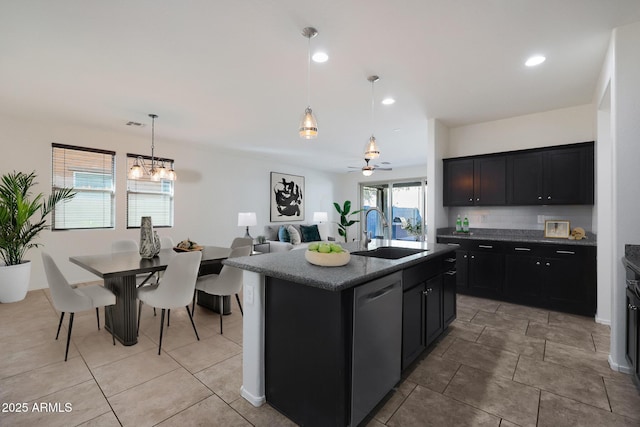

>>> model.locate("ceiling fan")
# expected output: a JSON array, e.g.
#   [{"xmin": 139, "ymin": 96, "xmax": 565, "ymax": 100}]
[{"xmin": 348, "ymin": 159, "xmax": 392, "ymax": 176}]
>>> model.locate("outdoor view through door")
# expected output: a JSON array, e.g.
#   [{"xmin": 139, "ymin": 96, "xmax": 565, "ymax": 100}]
[{"xmin": 361, "ymin": 180, "xmax": 427, "ymax": 241}]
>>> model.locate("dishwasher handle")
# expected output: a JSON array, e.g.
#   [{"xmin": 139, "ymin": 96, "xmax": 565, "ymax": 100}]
[{"xmin": 359, "ymin": 283, "xmax": 400, "ymax": 306}]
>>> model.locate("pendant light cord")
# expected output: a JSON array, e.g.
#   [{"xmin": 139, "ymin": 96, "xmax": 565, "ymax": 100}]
[
  {"xmin": 370, "ymin": 79, "xmax": 375, "ymax": 136},
  {"xmin": 150, "ymin": 114, "xmax": 156, "ymax": 169},
  {"xmin": 306, "ymin": 35, "xmax": 311, "ymax": 108}
]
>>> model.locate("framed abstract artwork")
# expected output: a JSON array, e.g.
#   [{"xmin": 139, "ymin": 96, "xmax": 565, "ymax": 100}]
[{"xmin": 270, "ymin": 172, "xmax": 304, "ymax": 222}]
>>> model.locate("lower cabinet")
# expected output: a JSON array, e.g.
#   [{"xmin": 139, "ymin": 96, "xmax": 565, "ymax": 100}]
[
  {"xmin": 625, "ymin": 264, "xmax": 640, "ymax": 387},
  {"xmin": 438, "ymin": 237, "xmax": 596, "ymax": 317}
]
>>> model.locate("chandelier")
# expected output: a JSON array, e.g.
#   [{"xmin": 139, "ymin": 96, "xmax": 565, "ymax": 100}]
[
  {"xmin": 299, "ymin": 27, "xmax": 319, "ymax": 139},
  {"xmin": 128, "ymin": 114, "xmax": 176, "ymax": 181}
]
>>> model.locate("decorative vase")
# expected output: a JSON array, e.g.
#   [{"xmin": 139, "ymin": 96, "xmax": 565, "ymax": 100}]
[
  {"xmin": 139, "ymin": 216, "xmax": 160, "ymax": 259},
  {"xmin": 0, "ymin": 261, "xmax": 31, "ymax": 303}
]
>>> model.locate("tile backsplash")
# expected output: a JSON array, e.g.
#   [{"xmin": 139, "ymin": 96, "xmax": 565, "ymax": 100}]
[{"xmin": 447, "ymin": 205, "xmax": 594, "ymax": 232}]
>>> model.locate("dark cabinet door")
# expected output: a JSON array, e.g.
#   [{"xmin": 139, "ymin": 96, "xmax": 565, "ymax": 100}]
[
  {"xmin": 402, "ymin": 283, "xmax": 425, "ymax": 370},
  {"xmin": 626, "ymin": 288, "xmax": 639, "ymax": 378},
  {"xmin": 474, "ymin": 156, "xmax": 506, "ymax": 205},
  {"xmin": 456, "ymin": 250, "xmax": 469, "ymax": 292},
  {"xmin": 443, "ymin": 270, "xmax": 457, "ymax": 328},
  {"xmin": 443, "ymin": 158, "xmax": 474, "ymax": 206},
  {"xmin": 424, "ymin": 276, "xmax": 443, "ymax": 347},
  {"xmin": 504, "ymin": 246, "xmax": 546, "ymax": 306},
  {"xmin": 544, "ymin": 252, "xmax": 584, "ymax": 313},
  {"xmin": 468, "ymin": 249, "xmax": 504, "ymax": 297},
  {"xmin": 543, "ymin": 147, "xmax": 591, "ymax": 204},
  {"xmin": 507, "ymin": 152, "xmax": 544, "ymax": 204}
]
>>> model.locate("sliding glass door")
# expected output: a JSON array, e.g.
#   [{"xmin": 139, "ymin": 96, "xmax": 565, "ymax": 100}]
[{"xmin": 361, "ymin": 179, "xmax": 427, "ymax": 241}]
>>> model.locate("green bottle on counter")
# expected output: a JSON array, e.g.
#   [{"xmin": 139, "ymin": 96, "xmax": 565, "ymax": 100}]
[
  {"xmin": 462, "ymin": 216, "xmax": 470, "ymax": 233},
  {"xmin": 455, "ymin": 215, "xmax": 462, "ymax": 232}
]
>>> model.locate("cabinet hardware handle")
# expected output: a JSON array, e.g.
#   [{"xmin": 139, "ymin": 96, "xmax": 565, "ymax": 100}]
[
  {"xmin": 538, "ymin": 196, "xmax": 542, "ymax": 200},
  {"xmin": 627, "ymin": 279, "xmax": 639, "ymax": 286},
  {"xmin": 445, "ymin": 258, "xmax": 456, "ymax": 262},
  {"xmin": 469, "ymin": 198, "xmax": 473, "ymax": 202},
  {"xmin": 446, "ymin": 243, "xmax": 458, "ymax": 246},
  {"xmin": 547, "ymin": 196, "xmax": 552, "ymax": 200},
  {"xmin": 629, "ymin": 304, "xmax": 638, "ymax": 311},
  {"xmin": 556, "ymin": 250, "xmax": 575, "ymax": 255},
  {"xmin": 422, "ymin": 288, "xmax": 433, "ymax": 295},
  {"xmin": 476, "ymin": 198, "xmax": 480, "ymax": 201},
  {"xmin": 546, "ymin": 262, "xmax": 551, "ymax": 266},
  {"xmin": 464, "ymin": 255, "xmax": 468, "ymax": 258},
  {"xmin": 536, "ymin": 261, "xmax": 541, "ymax": 265},
  {"xmin": 445, "ymin": 270, "xmax": 457, "ymax": 276},
  {"xmin": 515, "ymin": 247, "xmax": 531, "ymax": 251},
  {"xmin": 478, "ymin": 245, "xmax": 493, "ymax": 249},
  {"xmin": 471, "ymin": 255, "xmax": 475, "ymax": 259}
]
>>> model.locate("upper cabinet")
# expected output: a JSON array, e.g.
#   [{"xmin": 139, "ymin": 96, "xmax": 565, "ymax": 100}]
[
  {"xmin": 443, "ymin": 142, "xmax": 594, "ymax": 207},
  {"xmin": 443, "ymin": 156, "xmax": 506, "ymax": 206}
]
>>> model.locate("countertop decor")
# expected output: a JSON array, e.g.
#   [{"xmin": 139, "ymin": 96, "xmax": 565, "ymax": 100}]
[
  {"xmin": 624, "ymin": 244, "xmax": 640, "ymax": 274},
  {"xmin": 436, "ymin": 227, "xmax": 596, "ymax": 246}
]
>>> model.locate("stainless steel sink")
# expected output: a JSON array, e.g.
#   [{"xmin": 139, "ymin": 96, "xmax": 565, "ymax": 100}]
[{"xmin": 351, "ymin": 247, "xmax": 428, "ymax": 260}]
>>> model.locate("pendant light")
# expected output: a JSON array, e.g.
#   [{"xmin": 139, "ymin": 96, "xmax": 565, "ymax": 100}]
[
  {"xmin": 128, "ymin": 114, "xmax": 176, "ymax": 181},
  {"xmin": 364, "ymin": 75, "xmax": 381, "ymax": 160},
  {"xmin": 299, "ymin": 27, "xmax": 318, "ymax": 139}
]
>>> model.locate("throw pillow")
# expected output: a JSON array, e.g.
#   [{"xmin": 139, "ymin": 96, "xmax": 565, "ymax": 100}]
[
  {"xmin": 287, "ymin": 225, "xmax": 301, "ymax": 245},
  {"xmin": 300, "ymin": 224, "xmax": 322, "ymax": 242},
  {"xmin": 278, "ymin": 225, "xmax": 290, "ymax": 242}
]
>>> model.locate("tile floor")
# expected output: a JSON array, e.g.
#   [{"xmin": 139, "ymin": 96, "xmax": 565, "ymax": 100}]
[{"xmin": 1, "ymin": 287, "xmax": 639, "ymax": 426}]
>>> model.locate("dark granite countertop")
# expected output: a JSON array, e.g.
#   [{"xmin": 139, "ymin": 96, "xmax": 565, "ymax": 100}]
[
  {"xmin": 624, "ymin": 244, "xmax": 640, "ymax": 275},
  {"xmin": 223, "ymin": 239, "xmax": 457, "ymax": 291},
  {"xmin": 436, "ymin": 227, "xmax": 596, "ymax": 247}
]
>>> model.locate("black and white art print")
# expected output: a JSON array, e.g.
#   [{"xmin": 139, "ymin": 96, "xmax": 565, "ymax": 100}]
[{"xmin": 270, "ymin": 172, "xmax": 304, "ymax": 222}]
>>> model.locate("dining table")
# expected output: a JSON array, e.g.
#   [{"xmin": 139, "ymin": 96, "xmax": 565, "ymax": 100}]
[{"xmin": 69, "ymin": 246, "xmax": 231, "ymax": 346}]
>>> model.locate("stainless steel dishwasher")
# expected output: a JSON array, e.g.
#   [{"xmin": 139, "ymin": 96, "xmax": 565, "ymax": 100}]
[{"xmin": 351, "ymin": 271, "xmax": 403, "ymax": 426}]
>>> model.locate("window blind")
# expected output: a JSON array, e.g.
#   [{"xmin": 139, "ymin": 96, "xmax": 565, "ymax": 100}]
[
  {"xmin": 52, "ymin": 143, "xmax": 116, "ymax": 230},
  {"xmin": 126, "ymin": 154, "xmax": 174, "ymax": 228}
]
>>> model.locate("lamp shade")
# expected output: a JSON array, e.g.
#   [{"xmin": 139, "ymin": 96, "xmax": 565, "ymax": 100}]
[
  {"xmin": 313, "ymin": 212, "xmax": 328, "ymax": 222},
  {"xmin": 238, "ymin": 212, "xmax": 257, "ymax": 227}
]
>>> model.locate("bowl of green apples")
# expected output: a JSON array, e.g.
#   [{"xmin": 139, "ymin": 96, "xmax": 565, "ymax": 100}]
[{"xmin": 304, "ymin": 241, "xmax": 351, "ymax": 267}]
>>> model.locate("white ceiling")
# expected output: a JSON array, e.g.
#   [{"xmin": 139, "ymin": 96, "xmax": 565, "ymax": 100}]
[{"xmin": 2, "ymin": 1, "xmax": 640, "ymax": 173}]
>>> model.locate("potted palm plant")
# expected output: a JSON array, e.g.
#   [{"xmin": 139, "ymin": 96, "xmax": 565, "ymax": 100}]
[
  {"xmin": 0, "ymin": 171, "xmax": 75, "ymax": 303},
  {"xmin": 333, "ymin": 200, "xmax": 363, "ymax": 242}
]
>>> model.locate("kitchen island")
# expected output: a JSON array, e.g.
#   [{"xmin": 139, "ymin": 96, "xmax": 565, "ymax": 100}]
[{"xmin": 224, "ymin": 239, "xmax": 457, "ymax": 427}]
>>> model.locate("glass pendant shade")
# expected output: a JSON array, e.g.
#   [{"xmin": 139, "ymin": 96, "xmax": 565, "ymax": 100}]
[
  {"xmin": 128, "ymin": 162, "xmax": 144, "ymax": 179},
  {"xmin": 362, "ymin": 167, "xmax": 374, "ymax": 177},
  {"xmin": 299, "ymin": 107, "xmax": 318, "ymax": 139},
  {"xmin": 364, "ymin": 135, "xmax": 380, "ymax": 160}
]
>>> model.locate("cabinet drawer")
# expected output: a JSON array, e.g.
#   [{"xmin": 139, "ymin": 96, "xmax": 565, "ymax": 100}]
[{"xmin": 403, "ymin": 258, "xmax": 441, "ymax": 290}]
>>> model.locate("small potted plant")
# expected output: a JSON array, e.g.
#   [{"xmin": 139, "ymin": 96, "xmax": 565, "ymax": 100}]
[
  {"xmin": 333, "ymin": 200, "xmax": 363, "ymax": 243},
  {"xmin": 0, "ymin": 171, "xmax": 75, "ymax": 303}
]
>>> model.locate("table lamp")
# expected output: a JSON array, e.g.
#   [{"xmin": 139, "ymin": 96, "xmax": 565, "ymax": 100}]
[
  {"xmin": 313, "ymin": 211, "xmax": 328, "ymax": 223},
  {"xmin": 238, "ymin": 212, "xmax": 257, "ymax": 239}
]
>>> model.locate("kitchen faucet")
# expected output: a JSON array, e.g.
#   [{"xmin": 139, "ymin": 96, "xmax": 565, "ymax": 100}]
[{"xmin": 362, "ymin": 207, "xmax": 389, "ymax": 250}]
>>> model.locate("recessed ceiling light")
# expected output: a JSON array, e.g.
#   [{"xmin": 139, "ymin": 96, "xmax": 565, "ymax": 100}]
[
  {"xmin": 381, "ymin": 98, "xmax": 395, "ymax": 105},
  {"xmin": 312, "ymin": 52, "xmax": 328, "ymax": 63},
  {"xmin": 525, "ymin": 55, "xmax": 546, "ymax": 67}
]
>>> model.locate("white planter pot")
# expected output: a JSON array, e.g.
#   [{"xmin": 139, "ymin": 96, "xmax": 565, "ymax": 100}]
[{"xmin": 0, "ymin": 261, "xmax": 32, "ymax": 303}]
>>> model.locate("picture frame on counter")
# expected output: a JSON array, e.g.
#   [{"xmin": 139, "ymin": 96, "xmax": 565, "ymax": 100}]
[{"xmin": 544, "ymin": 220, "xmax": 570, "ymax": 238}]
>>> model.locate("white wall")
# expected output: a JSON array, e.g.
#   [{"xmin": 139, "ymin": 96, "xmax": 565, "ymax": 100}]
[
  {"xmin": 0, "ymin": 112, "xmax": 339, "ymax": 290},
  {"xmin": 427, "ymin": 118, "xmax": 449, "ymax": 237},
  {"xmin": 447, "ymin": 104, "xmax": 595, "ymax": 158}
]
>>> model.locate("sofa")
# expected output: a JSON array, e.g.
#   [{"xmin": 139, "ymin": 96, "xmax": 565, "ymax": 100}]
[{"xmin": 259, "ymin": 223, "xmax": 333, "ymax": 253}]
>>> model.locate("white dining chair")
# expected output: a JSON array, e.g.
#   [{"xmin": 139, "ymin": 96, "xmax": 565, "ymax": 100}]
[
  {"xmin": 42, "ymin": 252, "xmax": 116, "ymax": 361},
  {"xmin": 160, "ymin": 236, "xmax": 175, "ymax": 249},
  {"xmin": 137, "ymin": 251, "xmax": 202, "ymax": 355},
  {"xmin": 111, "ymin": 239, "xmax": 156, "ymax": 288},
  {"xmin": 194, "ymin": 245, "xmax": 251, "ymax": 334},
  {"xmin": 230, "ymin": 237, "xmax": 253, "ymax": 249}
]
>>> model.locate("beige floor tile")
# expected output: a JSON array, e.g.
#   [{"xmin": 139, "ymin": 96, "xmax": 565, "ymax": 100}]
[
  {"xmin": 370, "ymin": 379, "xmax": 417, "ymax": 424},
  {"xmin": 457, "ymin": 294, "xmax": 501, "ymax": 313},
  {"xmin": 169, "ymin": 333, "xmax": 242, "ymax": 374},
  {"xmin": 499, "ymin": 420, "xmax": 520, "ymax": 427},
  {"xmin": 108, "ymin": 367, "xmax": 212, "ymax": 427},
  {"xmin": 471, "ymin": 310, "xmax": 530, "ymax": 334},
  {"xmin": 604, "ymin": 376, "xmax": 640, "ymax": 421},
  {"xmin": 476, "ymin": 327, "xmax": 545, "ymax": 359},
  {"xmin": 230, "ymin": 398, "xmax": 298, "ymax": 427},
  {"xmin": 548, "ymin": 311, "xmax": 610, "ymax": 336},
  {"xmin": 92, "ymin": 348, "xmax": 181, "ymax": 396},
  {"xmin": 514, "ymin": 356, "xmax": 610, "ymax": 410},
  {"xmin": 447, "ymin": 319, "xmax": 485, "ymax": 342},
  {"xmin": 427, "ymin": 334, "xmax": 456, "ymax": 357},
  {"xmin": 0, "ymin": 339, "xmax": 80, "ymax": 379},
  {"xmin": 544, "ymin": 340, "xmax": 624, "ymax": 379},
  {"xmin": 0, "ymin": 356, "xmax": 92, "ymax": 402},
  {"xmin": 387, "ymin": 384, "xmax": 501, "ymax": 427},
  {"xmin": 74, "ymin": 330, "xmax": 157, "ymax": 369},
  {"xmin": 592, "ymin": 333, "xmax": 611, "ymax": 353},
  {"xmin": 526, "ymin": 321, "xmax": 596, "ymax": 351},
  {"xmin": 0, "ymin": 380, "xmax": 111, "ymax": 427},
  {"xmin": 456, "ymin": 305, "xmax": 479, "ymax": 322},
  {"xmin": 442, "ymin": 339, "xmax": 519, "ymax": 379},
  {"xmin": 496, "ymin": 301, "xmax": 549, "ymax": 324},
  {"xmin": 194, "ymin": 353, "xmax": 243, "ymax": 403},
  {"xmin": 444, "ymin": 365, "xmax": 540, "ymax": 427},
  {"xmin": 364, "ymin": 418, "xmax": 386, "ymax": 427},
  {"xmin": 157, "ymin": 394, "xmax": 251, "ymax": 426},
  {"xmin": 538, "ymin": 391, "xmax": 638, "ymax": 427},
  {"xmin": 139, "ymin": 315, "xmax": 216, "ymax": 352},
  {"xmin": 405, "ymin": 354, "xmax": 460, "ymax": 393},
  {"xmin": 77, "ymin": 411, "xmax": 122, "ymax": 426}
]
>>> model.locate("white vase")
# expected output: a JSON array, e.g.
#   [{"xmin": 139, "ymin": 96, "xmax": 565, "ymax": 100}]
[
  {"xmin": 0, "ymin": 261, "xmax": 31, "ymax": 303},
  {"xmin": 139, "ymin": 217, "xmax": 160, "ymax": 259}
]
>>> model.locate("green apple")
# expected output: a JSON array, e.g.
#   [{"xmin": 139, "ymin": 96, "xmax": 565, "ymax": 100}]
[
  {"xmin": 308, "ymin": 242, "xmax": 320, "ymax": 251},
  {"xmin": 329, "ymin": 243, "xmax": 343, "ymax": 253},
  {"xmin": 318, "ymin": 243, "xmax": 331, "ymax": 253}
]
